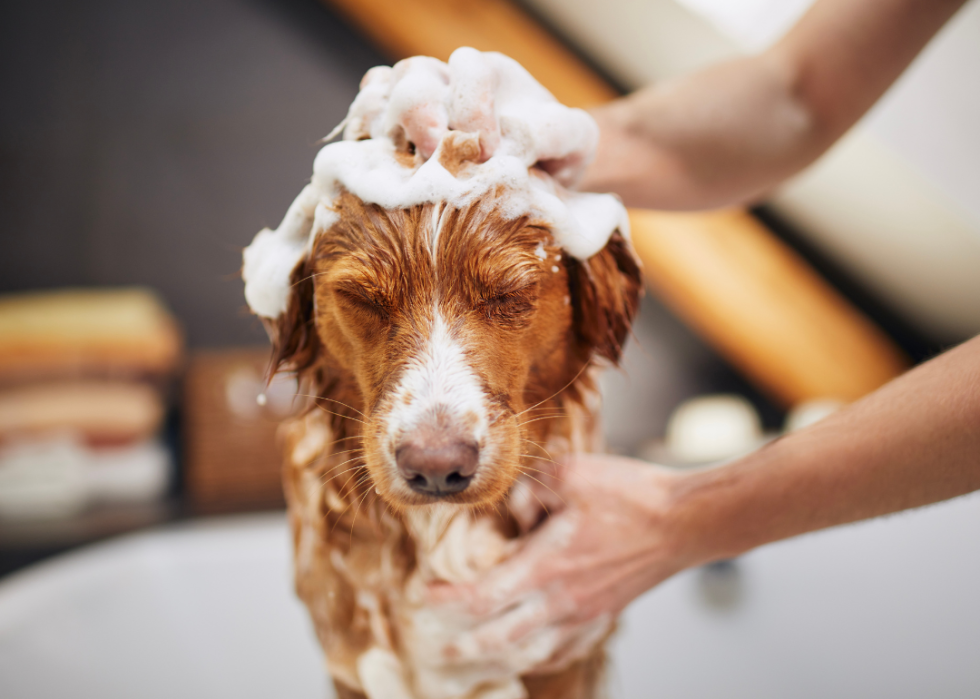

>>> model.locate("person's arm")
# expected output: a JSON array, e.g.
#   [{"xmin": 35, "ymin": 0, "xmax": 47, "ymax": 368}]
[
  {"xmin": 676, "ymin": 335, "xmax": 980, "ymax": 563},
  {"xmin": 579, "ymin": 0, "xmax": 968, "ymax": 210},
  {"xmin": 429, "ymin": 335, "xmax": 980, "ymax": 671}
]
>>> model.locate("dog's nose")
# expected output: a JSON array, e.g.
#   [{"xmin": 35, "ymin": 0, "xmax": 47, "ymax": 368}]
[{"xmin": 395, "ymin": 438, "xmax": 479, "ymax": 495}]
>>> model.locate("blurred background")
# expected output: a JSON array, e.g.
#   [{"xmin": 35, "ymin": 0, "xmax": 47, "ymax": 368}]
[
  {"xmin": 0, "ymin": 0, "xmax": 979, "ymax": 696},
  {"xmin": 0, "ymin": 0, "xmax": 394, "ymax": 572},
  {"xmin": 1, "ymin": 0, "xmax": 383, "ymax": 348}
]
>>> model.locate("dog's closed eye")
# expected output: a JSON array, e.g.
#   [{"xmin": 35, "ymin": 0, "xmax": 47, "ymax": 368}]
[
  {"xmin": 476, "ymin": 285, "xmax": 538, "ymax": 324},
  {"xmin": 335, "ymin": 283, "xmax": 393, "ymax": 321}
]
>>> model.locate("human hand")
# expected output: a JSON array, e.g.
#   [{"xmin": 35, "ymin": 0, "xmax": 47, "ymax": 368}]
[
  {"xmin": 341, "ymin": 47, "xmax": 597, "ymax": 184},
  {"xmin": 577, "ymin": 55, "xmax": 817, "ymax": 210},
  {"xmin": 426, "ymin": 454, "xmax": 691, "ymax": 674},
  {"xmin": 576, "ymin": 92, "xmax": 680, "ymax": 206},
  {"xmin": 576, "ymin": 76, "xmax": 762, "ymax": 210}
]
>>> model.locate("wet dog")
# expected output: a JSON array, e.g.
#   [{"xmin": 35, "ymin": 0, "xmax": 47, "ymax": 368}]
[{"xmin": 244, "ymin": 49, "xmax": 641, "ymax": 699}]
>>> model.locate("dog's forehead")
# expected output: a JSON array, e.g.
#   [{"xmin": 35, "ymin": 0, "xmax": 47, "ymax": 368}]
[{"xmin": 321, "ymin": 199, "xmax": 553, "ymax": 284}]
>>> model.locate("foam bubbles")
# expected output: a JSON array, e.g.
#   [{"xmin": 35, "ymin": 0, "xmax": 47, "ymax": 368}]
[{"xmin": 244, "ymin": 47, "xmax": 629, "ymax": 319}]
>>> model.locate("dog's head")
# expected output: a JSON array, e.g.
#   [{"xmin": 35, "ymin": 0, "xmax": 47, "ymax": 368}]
[{"xmin": 244, "ymin": 49, "xmax": 641, "ymax": 510}]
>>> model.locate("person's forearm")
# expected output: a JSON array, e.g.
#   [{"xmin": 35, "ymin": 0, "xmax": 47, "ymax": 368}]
[
  {"xmin": 582, "ymin": 54, "xmax": 811, "ymax": 209},
  {"xmin": 581, "ymin": 0, "xmax": 967, "ymax": 210},
  {"xmin": 670, "ymin": 335, "xmax": 980, "ymax": 566}
]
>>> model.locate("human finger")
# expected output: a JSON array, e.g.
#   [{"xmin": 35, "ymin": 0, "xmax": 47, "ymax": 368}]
[
  {"xmin": 425, "ymin": 541, "xmax": 535, "ymax": 617},
  {"xmin": 526, "ymin": 614, "xmax": 615, "ymax": 676},
  {"xmin": 459, "ymin": 506, "xmax": 586, "ymax": 614},
  {"xmin": 447, "ymin": 591, "xmax": 552, "ymax": 662},
  {"xmin": 342, "ymin": 66, "xmax": 393, "ymax": 141},
  {"xmin": 386, "ymin": 57, "xmax": 450, "ymax": 159},
  {"xmin": 448, "ymin": 47, "xmax": 500, "ymax": 161}
]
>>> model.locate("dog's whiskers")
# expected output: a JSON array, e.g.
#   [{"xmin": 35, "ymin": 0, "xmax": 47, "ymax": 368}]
[
  {"xmin": 520, "ymin": 452, "xmax": 559, "ymax": 467},
  {"xmin": 348, "ymin": 476, "xmax": 375, "ymax": 547},
  {"xmin": 518, "ymin": 414, "xmax": 568, "ymax": 428},
  {"xmin": 312, "ymin": 404, "xmax": 368, "ymax": 425},
  {"xmin": 522, "ymin": 438, "xmax": 557, "ymax": 463},
  {"xmin": 518, "ymin": 462, "xmax": 571, "ymax": 492},
  {"xmin": 319, "ymin": 461, "xmax": 365, "ymax": 486},
  {"xmin": 515, "ymin": 469, "xmax": 567, "ymax": 508},
  {"xmin": 324, "ymin": 446, "xmax": 364, "ymax": 460},
  {"xmin": 323, "ymin": 434, "xmax": 363, "ymax": 448},
  {"xmin": 294, "ymin": 393, "xmax": 367, "ymax": 418},
  {"xmin": 335, "ymin": 462, "xmax": 370, "ymax": 499},
  {"xmin": 293, "ymin": 436, "xmax": 363, "ymax": 475},
  {"xmin": 325, "ymin": 452, "xmax": 365, "ymax": 471},
  {"xmin": 520, "ymin": 409, "xmax": 568, "ymax": 418},
  {"xmin": 515, "ymin": 362, "xmax": 589, "ymax": 418},
  {"xmin": 328, "ymin": 473, "xmax": 372, "ymax": 540},
  {"xmin": 518, "ymin": 456, "xmax": 569, "ymax": 485}
]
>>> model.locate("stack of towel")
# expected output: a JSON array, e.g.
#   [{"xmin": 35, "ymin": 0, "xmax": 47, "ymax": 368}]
[{"xmin": 0, "ymin": 288, "xmax": 182, "ymax": 520}]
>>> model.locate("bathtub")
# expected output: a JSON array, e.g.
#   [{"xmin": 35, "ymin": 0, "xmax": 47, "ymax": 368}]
[{"xmin": 1, "ymin": 496, "xmax": 978, "ymax": 698}]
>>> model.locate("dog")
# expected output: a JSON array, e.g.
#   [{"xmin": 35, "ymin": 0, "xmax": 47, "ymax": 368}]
[{"xmin": 243, "ymin": 48, "xmax": 641, "ymax": 699}]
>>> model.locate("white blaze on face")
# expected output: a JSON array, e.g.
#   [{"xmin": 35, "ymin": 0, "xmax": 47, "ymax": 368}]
[{"xmin": 384, "ymin": 312, "xmax": 489, "ymax": 462}]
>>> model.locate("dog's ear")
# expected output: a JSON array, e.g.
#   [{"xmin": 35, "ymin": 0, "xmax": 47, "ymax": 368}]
[
  {"xmin": 567, "ymin": 231, "xmax": 643, "ymax": 365},
  {"xmin": 265, "ymin": 255, "xmax": 321, "ymax": 379}
]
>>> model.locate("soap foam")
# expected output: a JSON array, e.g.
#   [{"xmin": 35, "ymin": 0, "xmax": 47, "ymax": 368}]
[{"xmin": 243, "ymin": 47, "xmax": 629, "ymax": 319}]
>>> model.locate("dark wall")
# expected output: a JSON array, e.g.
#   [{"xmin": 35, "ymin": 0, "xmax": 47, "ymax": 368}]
[{"xmin": 0, "ymin": 0, "xmax": 386, "ymax": 347}]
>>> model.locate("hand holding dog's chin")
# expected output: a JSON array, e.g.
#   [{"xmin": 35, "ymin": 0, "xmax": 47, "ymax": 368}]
[{"xmin": 426, "ymin": 454, "xmax": 695, "ymax": 673}]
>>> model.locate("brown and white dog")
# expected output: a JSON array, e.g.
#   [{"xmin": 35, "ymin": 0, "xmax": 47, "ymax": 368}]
[{"xmin": 244, "ymin": 49, "xmax": 641, "ymax": 699}]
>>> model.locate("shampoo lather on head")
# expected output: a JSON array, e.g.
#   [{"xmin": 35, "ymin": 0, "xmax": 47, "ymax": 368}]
[{"xmin": 243, "ymin": 47, "xmax": 629, "ymax": 320}]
